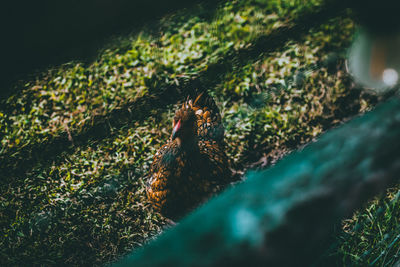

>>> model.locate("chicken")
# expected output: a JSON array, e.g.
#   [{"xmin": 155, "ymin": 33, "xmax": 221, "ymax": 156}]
[{"xmin": 146, "ymin": 91, "xmax": 231, "ymax": 219}]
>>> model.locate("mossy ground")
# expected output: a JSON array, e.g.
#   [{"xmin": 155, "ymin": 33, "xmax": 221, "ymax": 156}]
[{"xmin": 0, "ymin": 0, "xmax": 398, "ymax": 266}]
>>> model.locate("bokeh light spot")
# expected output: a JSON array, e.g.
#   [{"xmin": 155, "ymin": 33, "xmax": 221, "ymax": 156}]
[{"xmin": 382, "ymin": 68, "xmax": 398, "ymax": 86}]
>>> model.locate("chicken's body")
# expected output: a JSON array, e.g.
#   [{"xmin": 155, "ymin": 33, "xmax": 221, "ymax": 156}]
[{"xmin": 146, "ymin": 92, "xmax": 231, "ymax": 219}]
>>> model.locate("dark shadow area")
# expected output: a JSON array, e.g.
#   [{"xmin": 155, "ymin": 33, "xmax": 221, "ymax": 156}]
[{"xmin": 0, "ymin": 0, "xmax": 224, "ymax": 99}]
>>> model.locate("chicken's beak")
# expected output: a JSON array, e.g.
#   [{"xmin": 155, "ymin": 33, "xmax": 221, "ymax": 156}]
[{"xmin": 172, "ymin": 119, "xmax": 181, "ymax": 140}]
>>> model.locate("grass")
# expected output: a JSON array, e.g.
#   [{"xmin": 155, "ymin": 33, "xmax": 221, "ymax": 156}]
[
  {"xmin": 335, "ymin": 188, "xmax": 400, "ymax": 266},
  {"xmin": 0, "ymin": 0, "xmax": 398, "ymax": 266},
  {"xmin": 0, "ymin": 0, "xmax": 321, "ymax": 158},
  {"xmin": 1, "ymin": 0, "xmax": 339, "ymax": 181}
]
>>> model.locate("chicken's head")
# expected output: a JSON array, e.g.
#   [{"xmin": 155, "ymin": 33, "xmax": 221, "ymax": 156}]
[{"xmin": 172, "ymin": 105, "xmax": 197, "ymax": 144}]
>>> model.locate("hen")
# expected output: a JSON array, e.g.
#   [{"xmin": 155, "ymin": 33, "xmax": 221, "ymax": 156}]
[{"xmin": 146, "ymin": 91, "xmax": 231, "ymax": 219}]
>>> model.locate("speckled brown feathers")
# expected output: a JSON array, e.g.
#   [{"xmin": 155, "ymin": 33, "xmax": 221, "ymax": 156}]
[
  {"xmin": 146, "ymin": 91, "xmax": 231, "ymax": 219},
  {"xmin": 187, "ymin": 92, "xmax": 225, "ymax": 143}
]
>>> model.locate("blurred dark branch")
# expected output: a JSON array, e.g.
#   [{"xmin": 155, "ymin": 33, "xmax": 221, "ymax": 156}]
[
  {"xmin": 0, "ymin": 0, "xmax": 348, "ymax": 184},
  {"xmin": 113, "ymin": 96, "xmax": 400, "ymax": 267}
]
